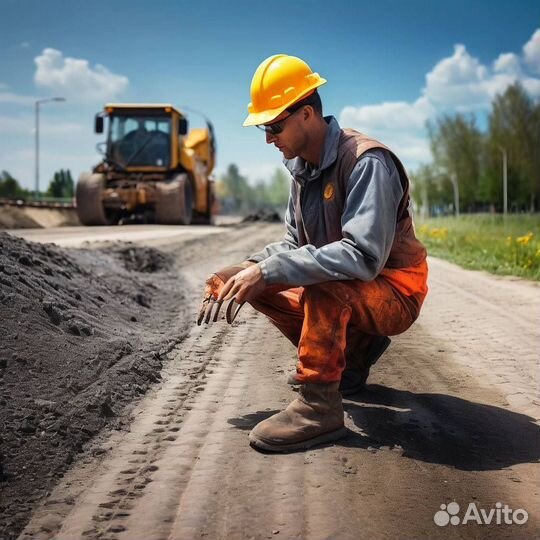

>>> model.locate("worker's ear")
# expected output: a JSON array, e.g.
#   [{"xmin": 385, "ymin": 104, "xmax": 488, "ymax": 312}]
[{"xmin": 302, "ymin": 105, "xmax": 314, "ymax": 123}]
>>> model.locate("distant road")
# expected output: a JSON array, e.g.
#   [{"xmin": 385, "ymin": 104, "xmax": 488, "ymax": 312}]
[{"xmin": 5, "ymin": 218, "xmax": 242, "ymax": 248}]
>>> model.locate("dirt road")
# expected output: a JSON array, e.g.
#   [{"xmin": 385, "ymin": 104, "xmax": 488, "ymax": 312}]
[{"xmin": 14, "ymin": 223, "xmax": 540, "ymax": 540}]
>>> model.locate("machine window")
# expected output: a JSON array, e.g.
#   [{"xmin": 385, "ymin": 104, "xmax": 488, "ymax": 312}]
[{"xmin": 109, "ymin": 115, "xmax": 171, "ymax": 167}]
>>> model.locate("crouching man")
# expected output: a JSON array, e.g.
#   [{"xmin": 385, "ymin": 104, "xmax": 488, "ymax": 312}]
[{"xmin": 198, "ymin": 54, "xmax": 428, "ymax": 453}]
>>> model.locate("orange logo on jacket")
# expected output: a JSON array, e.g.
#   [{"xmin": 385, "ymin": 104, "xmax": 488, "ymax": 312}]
[{"xmin": 323, "ymin": 183, "xmax": 335, "ymax": 201}]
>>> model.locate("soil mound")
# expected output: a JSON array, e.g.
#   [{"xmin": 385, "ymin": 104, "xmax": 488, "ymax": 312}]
[{"xmin": 0, "ymin": 232, "xmax": 188, "ymax": 540}]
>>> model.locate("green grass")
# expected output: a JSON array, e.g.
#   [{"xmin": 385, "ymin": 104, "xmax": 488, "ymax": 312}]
[{"xmin": 415, "ymin": 214, "xmax": 540, "ymax": 281}]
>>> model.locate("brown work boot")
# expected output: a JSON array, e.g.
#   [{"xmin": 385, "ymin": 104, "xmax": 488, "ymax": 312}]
[
  {"xmin": 248, "ymin": 382, "xmax": 347, "ymax": 452},
  {"xmin": 339, "ymin": 336, "xmax": 391, "ymax": 396}
]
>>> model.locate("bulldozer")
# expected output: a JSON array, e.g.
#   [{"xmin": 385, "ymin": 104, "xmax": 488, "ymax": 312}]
[{"xmin": 76, "ymin": 103, "xmax": 216, "ymax": 225}]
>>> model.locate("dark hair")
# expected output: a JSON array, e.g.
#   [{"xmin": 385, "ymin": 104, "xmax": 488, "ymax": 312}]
[{"xmin": 287, "ymin": 89, "xmax": 323, "ymax": 116}]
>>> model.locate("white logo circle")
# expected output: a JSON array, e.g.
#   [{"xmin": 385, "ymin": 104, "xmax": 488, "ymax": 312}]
[
  {"xmin": 434, "ymin": 510, "xmax": 450, "ymax": 527},
  {"xmin": 434, "ymin": 502, "xmax": 460, "ymax": 527},
  {"xmin": 447, "ymin": 502, "xmax": 460, "ymax": 516}
]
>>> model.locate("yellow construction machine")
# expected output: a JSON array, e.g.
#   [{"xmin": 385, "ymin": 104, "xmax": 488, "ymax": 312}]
[{"xmin": 76, "ymin": 103, "xmax": 216, "ymax": 225}]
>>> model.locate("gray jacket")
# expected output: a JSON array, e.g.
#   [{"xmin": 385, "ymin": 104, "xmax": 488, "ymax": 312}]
[{"xmin": 248, "ymin": 116, "xmax": 405, "ymax": 286}]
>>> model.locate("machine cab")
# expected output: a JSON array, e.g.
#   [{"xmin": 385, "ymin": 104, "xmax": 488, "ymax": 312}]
[{"xmin": 96, "ymin": 104, "xmax": 188, "ymax": 171}]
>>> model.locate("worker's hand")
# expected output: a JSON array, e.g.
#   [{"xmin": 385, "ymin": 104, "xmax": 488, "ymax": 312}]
[
  {"xmin": 197, "ymin": 262, "xmax": 256, "ymax": 325},
  {"xmin": 217, "ymin": 264, "xmax": 266, "ymax": 305}
]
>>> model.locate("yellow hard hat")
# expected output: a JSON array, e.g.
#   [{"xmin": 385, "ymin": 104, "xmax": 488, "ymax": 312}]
[{"xmin": 243, "ymin": 54, "xmax": 327, "ymax": 127}]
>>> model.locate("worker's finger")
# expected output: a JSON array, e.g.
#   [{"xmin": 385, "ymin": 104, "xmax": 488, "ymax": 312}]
[
  {"xmin": 225, "ymin": 298, "xmax": 244, "ymax": 324},
  {"xmin": 197, "ymin": 303, "xmax": 206, "ymax": 326},
  {"xmin": 222, "ymin": 279, "xmax": 245, "ymax": 302},
  {"xmin": 211, "ymin": 298, "xmax": 225, "ymax": 322},
  {"xmin": 203, "ymin": 298, "xmax": 218, "ymax": 324},
  {"xmin": 217, "ymin": 277, "xmax": 236, "ymax": 302},
  {"xmin": 197, "ymin": 296, "xmax": 212, "ymax": 326}
]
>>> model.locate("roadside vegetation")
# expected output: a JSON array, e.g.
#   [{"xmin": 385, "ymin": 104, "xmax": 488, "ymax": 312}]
[
  {"xmin": 216, "ymin": 163, "xmax": 289, "ymax": 215},
  {"xmin": 416, "ymin": 214, "xmax": 540, "ymax": 281},
  {"xmin": 410, "ymin": 81, "xmax": 539, "ymax": 281},
  {"xmin": 411, "ymin": 82, "xmax": 540, "ymax": 215},
  {"xmin": 0, "ymin": 168, "xmax": 74, "ymax": 200}
]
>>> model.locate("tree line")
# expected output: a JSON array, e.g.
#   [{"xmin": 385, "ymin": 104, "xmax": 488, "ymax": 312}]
[
  {"xmin": 0, "ymin": 169, "xmax": 74, "ymax": 200},
  {"xmin": 215, "ymin": 163, "xmax": 289, "ymax": 215},
  {"xmin": 412, "ymin": 82, "xmax": 540, "ymax": 215}
]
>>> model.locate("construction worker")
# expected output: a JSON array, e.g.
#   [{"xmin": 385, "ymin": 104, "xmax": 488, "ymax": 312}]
[{"xmin": 198, "ymin": 54, "xmax": 428, "ymax": 453}]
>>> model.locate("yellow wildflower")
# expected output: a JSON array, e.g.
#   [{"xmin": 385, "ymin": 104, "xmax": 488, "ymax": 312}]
[
  {"xmin": 516, "ymin": 232, "xmax": 534, "ymax": 245},
  {"xmin": 428, "ymin": 227, "xmax": 449, "ymax": 240}
]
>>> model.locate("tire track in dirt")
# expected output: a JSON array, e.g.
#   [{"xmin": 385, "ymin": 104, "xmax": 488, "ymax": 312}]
[
  {"xmin": 18, "ymin": 227, "xmax": 540, "ymax": 540},
  {"xmin": 18, "ymin": 321, "xmax": 231, "ymax": 540}
]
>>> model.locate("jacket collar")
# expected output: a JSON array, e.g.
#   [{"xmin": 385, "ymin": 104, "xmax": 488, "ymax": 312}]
[{"xmin": 284, "ymin": 115, "xmax": 341, "ymax": 184}]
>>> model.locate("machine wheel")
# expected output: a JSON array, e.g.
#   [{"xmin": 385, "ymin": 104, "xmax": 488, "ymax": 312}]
[
  {"xmin": 155, "ymin": 174, "xmax": 193, "ymax": 225},
  {"xmin": 76, "ymin": 173, "xmax": 109, "ymax": 226},
  {"xmin": 192, "ymin": 180, "xmax": 215, "ymax": 225}
]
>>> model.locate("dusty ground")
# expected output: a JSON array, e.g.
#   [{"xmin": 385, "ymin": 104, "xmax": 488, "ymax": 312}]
[{"xmin": 1, "ymin": 222, "xmax": 539, "ymax": 540}]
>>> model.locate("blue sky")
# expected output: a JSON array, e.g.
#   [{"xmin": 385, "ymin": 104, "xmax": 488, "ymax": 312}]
[{"xmin": 1, "ymin": 0, "xmax": 539, "ymax": 191}]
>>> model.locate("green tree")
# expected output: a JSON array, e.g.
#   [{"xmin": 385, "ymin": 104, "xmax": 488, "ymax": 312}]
[
  {"xmin": 252, "ymin": 180, "xmax": 269, "ymax": 208},
  {"xmin": 487, "ymin": 82, "xmax": 540, "ymax": 211},
  {"xmin": 427, "ymin": 113, "xmax": 483, "ymax": 212},
  {"xmin": 267, "ymin": 168, "xmax": 290, "ymax": 207},
  {"xmin": 0, "ymin": 170, "xmax": 28, "ymax": 199},
  {"xmin": 219, "ymin": 163, "xmax": 252, "ymax": 212},
  {"xmin": 411, "ymin": 164, "xmax": 454, "ymax": 217},
  {"xmin": 47, "ymin": 169, "xmax": 74, "ymax": 198}
]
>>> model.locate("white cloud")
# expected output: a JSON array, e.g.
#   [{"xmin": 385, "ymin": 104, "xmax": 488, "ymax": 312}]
[
  {"xmin": 0, "ymin": 91, "xmax": 37, "ymax": 105},
  {"xmin": 340, "ymin": 98, "xmax": 432, "ymax": 171},
  {"xmin": 339, "ymin": 28, "xmax": 540, "ymax": 172},
  {"xmin": 424, "ymin": 44, "xmax": 489, "ymax": 109},
  {"xmin": 523, "ymin": 29, "xmax": 540, "ymax": 74},
  {"xmin": 493, "ymin": 53, "xmax": 521, "ymax": 76},
  {"xmin": 423, "ymin": 40, "xmax": 540, "ymax": 109},
  {"xmin": 34, "ymin": 48, "xmax": 129, "ymax": 102}
]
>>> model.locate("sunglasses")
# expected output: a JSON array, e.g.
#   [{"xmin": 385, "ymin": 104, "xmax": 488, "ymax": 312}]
[{"xmin": 256, "ymin": 98, "xmax": 313, "ymax": 135}]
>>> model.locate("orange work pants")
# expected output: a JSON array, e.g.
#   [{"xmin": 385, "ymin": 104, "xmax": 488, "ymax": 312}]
[{"xmin": 248, "ymin": 260, "xmax": 429, "ymax": 383}]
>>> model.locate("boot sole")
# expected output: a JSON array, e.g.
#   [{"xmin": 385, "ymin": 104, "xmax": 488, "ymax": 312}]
[{"xmin": 248, "ymin": 426, "xmax": 348, "ymax": 453}]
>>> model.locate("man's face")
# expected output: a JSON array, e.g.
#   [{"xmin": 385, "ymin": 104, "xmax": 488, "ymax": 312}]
[{"xmin": 261, "ymin": 107, "xmax": 308, "ymax": 160}]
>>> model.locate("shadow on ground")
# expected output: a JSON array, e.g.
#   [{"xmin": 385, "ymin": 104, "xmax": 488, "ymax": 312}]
[
  {"xmin": 342, "ymin": 384, "xmax": 540, "ymax": 471},
  {"xmin": 227, "ymin": 410, "xmax": 281, "ymax": 431},
  {"xmin": 227, "ymin": 385, "xmax": 540, "ymax": 469}
]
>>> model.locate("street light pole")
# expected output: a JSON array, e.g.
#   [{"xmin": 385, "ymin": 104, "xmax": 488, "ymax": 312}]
[
  {"xmin": 34, "ymin": 97, "xmax": 66, "ymax": 199},
  {"xmin": 450, "ymin": 172, "xmax": 460, "ymax": 217},
  {"xmin": 498, "ymin": 145, "xmax": 508, "ymax": 215},
  {"xmin": 432, "ymin": 170, "xmax": 460, "ymax": 217}
]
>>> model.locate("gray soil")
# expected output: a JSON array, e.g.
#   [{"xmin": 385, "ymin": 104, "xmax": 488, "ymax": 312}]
[{"xmin": 0, "ymin": 232, "xmax": 190, "ymax": 540}]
